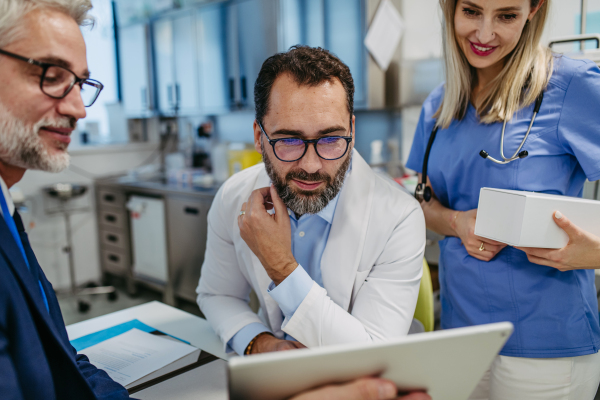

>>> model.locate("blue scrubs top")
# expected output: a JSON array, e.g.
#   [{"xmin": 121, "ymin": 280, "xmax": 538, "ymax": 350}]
[{"xmin": 407, "ymin": 56, "xmax": 600, "ymax": 358}]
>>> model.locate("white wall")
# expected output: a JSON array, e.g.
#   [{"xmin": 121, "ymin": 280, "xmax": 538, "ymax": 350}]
[
  {"xmin": 16, "ymin": 145, "xmax": 158, "ymax": 289},
  {"xmin": 399, "ymin": 0, "xmax": 443, "ymax": 60}
]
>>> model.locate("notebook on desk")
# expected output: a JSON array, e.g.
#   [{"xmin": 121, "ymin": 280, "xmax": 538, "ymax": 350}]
[{"xmin": 71, "ymin": 320, "xmax": 218, "ymax": 394}]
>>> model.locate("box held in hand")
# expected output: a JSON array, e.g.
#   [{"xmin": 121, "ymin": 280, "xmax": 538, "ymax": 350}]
[{"xmin": 474, "ymin": 187, "xmax": 600, "ymax": 248}]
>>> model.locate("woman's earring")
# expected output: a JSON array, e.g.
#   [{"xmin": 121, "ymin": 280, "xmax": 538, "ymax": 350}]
[{"xmin": 526, "ymin": 19, "xmax": 530, "ymax": 24}]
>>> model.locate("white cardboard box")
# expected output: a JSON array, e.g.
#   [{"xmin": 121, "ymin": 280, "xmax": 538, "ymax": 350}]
[{"xmin": 474, "ymin": 188, "xmax": 600, "ymax": 248}]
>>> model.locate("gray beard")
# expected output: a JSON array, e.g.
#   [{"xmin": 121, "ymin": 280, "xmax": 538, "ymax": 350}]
[
  {"xmin": 262, "ymin": 141, "xmax": 351, "ymax": 216},
  {"xmin": 0, "ymin": 100, "xmax": 72, "ymax": 173}
]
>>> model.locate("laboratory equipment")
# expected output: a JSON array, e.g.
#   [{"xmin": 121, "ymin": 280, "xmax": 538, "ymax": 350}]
[{"xmin": 44, "ymin": 183, "xmax": 117, "ymax": 312}]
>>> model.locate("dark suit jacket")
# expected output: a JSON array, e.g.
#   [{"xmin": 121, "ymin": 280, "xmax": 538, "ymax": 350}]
[{"xmin": 0, "ymin": 211, "xmax": 130, "ymax": 400}]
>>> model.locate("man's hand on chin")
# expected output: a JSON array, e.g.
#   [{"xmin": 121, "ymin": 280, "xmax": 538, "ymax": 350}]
[
  {"xmin": 251, "ymin": 334, "xmax": 306, "ymax": 354},
  {"xmin": 238, "ymin": 184, "xmax": 298, "ymax": 285}
]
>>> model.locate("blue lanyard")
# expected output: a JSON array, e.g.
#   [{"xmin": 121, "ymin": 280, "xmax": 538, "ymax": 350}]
[{"xmin": 0, "ymin": 193, "xmax": 49, "ymax": 312}]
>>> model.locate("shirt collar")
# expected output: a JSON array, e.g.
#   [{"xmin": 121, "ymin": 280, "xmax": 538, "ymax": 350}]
[
  {"xmin": 313, "ymin": 192, "xmax": 338, "ymax": 224},
  {"xmin": 286, "ymin": 193, "xmax": 339, "ymax": 223},
  {"xmin": 0, "ymin": 175, "xmax": 15, "ymax": 217}
]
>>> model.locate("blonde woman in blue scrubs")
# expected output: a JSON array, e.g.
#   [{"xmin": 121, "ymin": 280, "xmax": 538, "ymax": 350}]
[{"xmin": 407, "ymin": 0, "xmax": 600, "ymax": 399}]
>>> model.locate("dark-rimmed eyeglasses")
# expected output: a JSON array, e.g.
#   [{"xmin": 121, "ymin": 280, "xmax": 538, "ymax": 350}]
[
  {"xmin": 0, "ymin": 48, "xmax": 103, "ymax": 107},
  {"xmin": 258, "ymin": 121, "xmax": 353, "ymax": 162}
]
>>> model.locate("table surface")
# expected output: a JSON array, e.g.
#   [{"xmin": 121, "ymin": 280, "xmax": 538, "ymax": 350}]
[
  {"xmin": 66, "ymin": 301, "xmax": 229, "ymax": 400},
  {"xmin": 66, "ymin": 301, "xmax": 227, "ymax": 359}
]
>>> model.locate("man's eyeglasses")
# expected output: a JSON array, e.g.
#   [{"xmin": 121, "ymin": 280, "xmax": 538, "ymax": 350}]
[
  {"xmin": 258, "ymin": 121, "xmax": 353, "ymax": 162},
  {"xmin": 0, "ymin": 49, "xmax": 103, "ymax": 107}
]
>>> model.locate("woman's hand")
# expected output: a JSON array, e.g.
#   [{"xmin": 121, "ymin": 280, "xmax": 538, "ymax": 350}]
[
  {"xmin": 516, "ymin": 211, "xmax": 600, "ymax": 271},
  {"xmin": 454, "ymin": 209, "xmax": 507, "ymax": 262},
  {"xmin": 416, "ymin": 174, "xmax": 505, "ymax": 261}
]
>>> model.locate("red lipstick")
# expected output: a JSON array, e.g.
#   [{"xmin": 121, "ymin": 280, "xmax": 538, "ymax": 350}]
[{"xmin": 469, "ymin": 41, "xmax": 498, "ymax": 56}]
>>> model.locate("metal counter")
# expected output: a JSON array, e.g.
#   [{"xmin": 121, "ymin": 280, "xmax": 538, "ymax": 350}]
[{"xmin": 95, "ymin": 175, "xmax": 220, "ymax": 306}]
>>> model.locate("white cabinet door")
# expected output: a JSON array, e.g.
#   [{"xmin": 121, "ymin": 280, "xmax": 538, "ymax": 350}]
[
  {"xmin": 305, "ymin": 0, "xmax": 325, "ymax": 48},
  {"xmin": 153, "ymin": 18, "xmax": 175, "ymax": 115},
  {"xmin": 127, "ymin": 196, "xmax": 169, "ymax": 284},
  {"xmin": 236, "ymin": 0, "xmax": 279, "ymax": 108},
  {"xmin": 273, "ymin": 0, "xmax": 368, "ymax": 109},
  {"xmin": 279, "ymin": 0, "xmax": 303, "ymax": 52},
  {"xmin": 119, "ymin": 24, "xmax": 151, "ymax": 116},
  {"xmin": 226, "ymin": 2, "xmax": 241, "ymax": 108},
  {"xmin": 325, "ymin": 0, "xmax": 365, "ymax": 107},
  {"xmin": 173, "ymin": 14, "xmax": 200, "ymax": 116},
  {"xmin": 196, "ymin": 4, "xmax": 229, "ymax": 114}
]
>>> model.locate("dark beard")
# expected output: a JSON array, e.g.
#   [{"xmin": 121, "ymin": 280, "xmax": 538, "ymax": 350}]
[{"xmin": 262, "ymin": 142, "xmax": 351, "ymax": 216}]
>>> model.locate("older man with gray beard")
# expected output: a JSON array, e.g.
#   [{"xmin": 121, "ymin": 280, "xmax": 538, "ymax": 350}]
[
  {"xmin": 197, "ymin": 46, "xmax": 426, "ymax": 358},
  {"xmin": 0, "ymin": 1, "xmax": 129, "ymax": 399}
]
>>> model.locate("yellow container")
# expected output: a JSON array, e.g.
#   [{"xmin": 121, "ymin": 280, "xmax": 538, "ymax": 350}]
[{"xmin": 228, "ymin": 146, "xmax": 263, "ymax": 176}]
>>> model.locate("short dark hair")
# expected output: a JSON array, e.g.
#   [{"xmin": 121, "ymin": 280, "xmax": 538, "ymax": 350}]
[{"xmin": 254, "ymin": 45, "xmax": 354, "ymax": 126}]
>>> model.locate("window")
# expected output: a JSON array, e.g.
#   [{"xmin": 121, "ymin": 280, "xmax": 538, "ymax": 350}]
[{"xmin": 79, "ymin": 0, "xmax": 127, "ymax": 145}]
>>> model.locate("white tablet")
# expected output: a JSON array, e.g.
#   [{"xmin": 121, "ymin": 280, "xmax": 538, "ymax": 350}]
[{"xmin": 228, "ymin": 322, "xmax": 513, "ymax": 400}]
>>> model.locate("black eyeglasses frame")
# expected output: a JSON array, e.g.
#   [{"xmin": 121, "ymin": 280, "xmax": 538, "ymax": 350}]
[
  {"xmin": 0, "ymin": 48, "xmax": 104, "ymax": 107},
  {"xmin": 258, "ymin": 121, "xmax": 353, "ymax": 163}
]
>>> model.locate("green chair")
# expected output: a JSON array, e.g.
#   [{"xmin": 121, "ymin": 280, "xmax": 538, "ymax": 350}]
[{"xmin": 413, "ymin": 259, "xmax": 435, "ymax": 332}]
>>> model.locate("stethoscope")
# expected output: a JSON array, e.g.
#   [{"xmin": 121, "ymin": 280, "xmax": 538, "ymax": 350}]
[{"xmin": 415, "ymin": 92, "xmax": 544, "ymax": 203}]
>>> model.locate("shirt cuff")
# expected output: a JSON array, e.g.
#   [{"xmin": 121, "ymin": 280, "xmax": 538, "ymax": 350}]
[
  {"xmin": 227, "ymin": 322, "xmax": 271, "ymax": 356},
  {"xmin": 268, "ymin": 264, "xmax": 314, "ymax": 319}
]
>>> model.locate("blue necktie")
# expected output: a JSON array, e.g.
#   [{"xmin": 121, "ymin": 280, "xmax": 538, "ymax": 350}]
[{"xmin": 0, "ymin": 193, "xmax": 49, "ymax": 312}]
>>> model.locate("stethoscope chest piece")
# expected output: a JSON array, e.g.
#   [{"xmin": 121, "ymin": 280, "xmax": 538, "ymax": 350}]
[
  {"xmin": 479, "ymin": 92, "xmax": 543, "ymax": 165},
  {"xmin": 415, "ymin": 183, "xmax": 432, "ymax": 203}
]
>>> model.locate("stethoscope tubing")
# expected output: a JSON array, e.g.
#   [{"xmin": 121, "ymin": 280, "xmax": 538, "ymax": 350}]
[
  {"xmin": 415, "ymin": 92, "xmax": 544, "ymax": 201},
  {"xmin": 485, "ymin": 92, "xmax": 544, "ymax": 164},
  {"xmin": 484, "ymin": 110, "xmax": 538, "ymax": 164}
]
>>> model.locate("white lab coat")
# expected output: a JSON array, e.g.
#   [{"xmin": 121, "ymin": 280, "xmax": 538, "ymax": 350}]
[{"xmin": 196, "ymin": 150, "xmax": 425, "ymax": 352}]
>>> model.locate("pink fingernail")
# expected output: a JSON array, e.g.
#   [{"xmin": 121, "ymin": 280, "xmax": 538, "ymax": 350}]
[{"xmin": 378, "ymin": 382, "xmax": 396, "ymax": 399}]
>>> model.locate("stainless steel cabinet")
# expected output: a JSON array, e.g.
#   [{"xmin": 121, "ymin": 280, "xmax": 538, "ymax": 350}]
[
  {"xmin": 96, "ymin": 178, "xmax": 216, "ymax": 304},
  {"xmin": 165, "ymin": 196, "xmax": 211, "ymax": 303},
  {"xmin": 119, "ymin": 24, "xmax": 154, "ymax": 117},
  {"xmin": 95, "ymin": 184, "xmax": 135, "ymax": 293}
]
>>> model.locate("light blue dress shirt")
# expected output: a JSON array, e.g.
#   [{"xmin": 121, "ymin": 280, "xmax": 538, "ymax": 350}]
[{"xmin": 228, "ymin": 193, "xmax": 340, "ymax": 355}]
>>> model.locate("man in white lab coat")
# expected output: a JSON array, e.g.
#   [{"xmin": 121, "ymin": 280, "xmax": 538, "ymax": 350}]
[{"xmin": 196, "ymin": 45, "xmax": 426, "ymax": 356}]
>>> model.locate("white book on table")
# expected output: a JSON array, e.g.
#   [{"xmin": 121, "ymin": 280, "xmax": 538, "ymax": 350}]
[{"xmin": 82, "ymin": 328, "xmax": 201, "ymax": 389}]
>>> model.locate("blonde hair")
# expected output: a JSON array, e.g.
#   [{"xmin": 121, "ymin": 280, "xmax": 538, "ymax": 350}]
[
  {"xmin": 435, "ymin": 0, "xmax": 553, "ymax": 128},
  {"xmin": 0, "ymin": 0, "xmax": 93, "ymax": 48}
]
